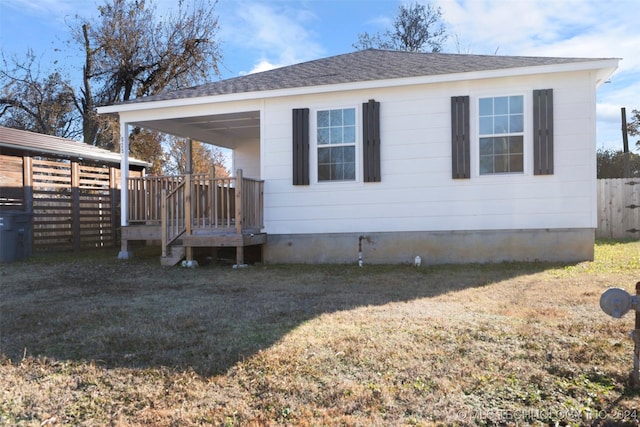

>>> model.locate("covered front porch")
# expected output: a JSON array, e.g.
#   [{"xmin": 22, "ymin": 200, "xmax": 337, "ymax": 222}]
[
  {"xmin": 114, "ymin": 108, "xmax": 264, "ymax": 266},
  {"xmin": 122, "ymin": 168, "xmax": 264, "ymax": 266}
]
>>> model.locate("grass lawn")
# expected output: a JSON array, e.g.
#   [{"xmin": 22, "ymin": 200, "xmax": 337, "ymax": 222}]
[{"xmin": 1, "ymin": 240, "xmax": 639, "ymax": 426}]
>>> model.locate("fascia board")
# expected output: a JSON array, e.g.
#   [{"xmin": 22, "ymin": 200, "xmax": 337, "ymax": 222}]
[
  {"xmin": 97, "ymin": 59, "xmax": 620, "ymax": 115},
  {"xmin": 115, "ymin": 100, "xmax": 262, "ymax": 123},
  {"xmin": 0, "ymin": 141, "xmax": 150, "ymax": 167}
]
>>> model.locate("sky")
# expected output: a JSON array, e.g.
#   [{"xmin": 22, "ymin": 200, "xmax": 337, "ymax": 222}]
[{"xmin": 0, "ymin": 0, "xmax": 639, "ymax": 151}]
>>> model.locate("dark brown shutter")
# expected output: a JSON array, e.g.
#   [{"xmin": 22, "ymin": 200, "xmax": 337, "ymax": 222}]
[
  {"xmin": 451, "ymin": 96, "xmax": 470, "ymax": 179},
  {"xmin": 292, "ymin": 108, "xmax": 309, "ymax": 185},
  {"xmin": 363, "ymin": 99, "xmax": 381, "ymax": 182},
  {"xmin": 533, "ymin": 89, "xmax": 554, "ymax": 175}
]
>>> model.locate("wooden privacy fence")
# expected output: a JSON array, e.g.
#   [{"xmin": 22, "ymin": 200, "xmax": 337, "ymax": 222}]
[
  {"xmin": 597, "ymin": 178, "xmax": 640, "ymax": 239},
  {"xmin": 0, "ymin": 155, "xmax": 142, "ymax": 252},
  {"xmin": 29, "ymin": 158, "xmax": 121, "ymax": 251}
]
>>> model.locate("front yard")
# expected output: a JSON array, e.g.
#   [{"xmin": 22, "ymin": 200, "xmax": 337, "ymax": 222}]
[{"xmin": 1, "ymin": 240, "xmax": 639, "ymax": 426}]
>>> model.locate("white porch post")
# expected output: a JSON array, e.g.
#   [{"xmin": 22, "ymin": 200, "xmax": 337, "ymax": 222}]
[
  {"xmin": 118, "ymin": 121, "xmax": 133, "ymax": 259},
  {"xmin": 185, "ymin": 138, "xmax": 193, "ymax": 262}
]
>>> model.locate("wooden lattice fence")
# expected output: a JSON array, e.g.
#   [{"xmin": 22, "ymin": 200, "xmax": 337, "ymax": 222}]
[{"xmin": 597, "ymin": 178, "xmax": 640, "ymax": 239}]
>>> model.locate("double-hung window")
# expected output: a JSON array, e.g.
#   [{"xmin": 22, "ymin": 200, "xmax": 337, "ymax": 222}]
[
  {"xmin": 478, "ymin": 95, "xmax": 524, "ymax": 175},
  {"xmin": 317, "ymin": 108, "xmax": 356, "ymax": 182}
]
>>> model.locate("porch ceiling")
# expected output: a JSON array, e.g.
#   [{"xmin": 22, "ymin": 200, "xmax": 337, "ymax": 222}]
[{"xmin": 130, "ymin": 110, "xmax": 260, "ymax": 149}]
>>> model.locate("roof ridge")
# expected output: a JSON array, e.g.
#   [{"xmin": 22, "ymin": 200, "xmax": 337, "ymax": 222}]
[{"xmin": 111, "ymin": 49, "xmax": 618, "ymax": 106}]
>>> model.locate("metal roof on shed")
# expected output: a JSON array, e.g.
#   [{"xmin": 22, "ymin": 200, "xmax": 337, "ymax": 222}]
[{"xmin": 0, "ymin": 126, "xmax": 150, "ymax": 168}]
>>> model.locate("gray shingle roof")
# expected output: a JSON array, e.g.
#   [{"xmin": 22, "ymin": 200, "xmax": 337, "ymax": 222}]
[{"xmin": 120, "ymin": 49, "xmax": 613, "ymax": 105}]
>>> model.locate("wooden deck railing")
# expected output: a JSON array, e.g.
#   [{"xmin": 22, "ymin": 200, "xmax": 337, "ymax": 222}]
[
  {"xmin": 127, "ymin": 169, "xmax": 264, "ymax": 254},
  {"xmin": 161, "ymin": 182, "xmax": 186, "ymax": 255},
  {"xmin": 190, "ymin": 173, "xmax": 236, "ymax": 230},
  {"xmin": 128, "ymin": 174, "xmax": 182, "ymax": 224},
  {"xmin": 240, "ymin": 175, "xmax": 265, "ymax": 232}
]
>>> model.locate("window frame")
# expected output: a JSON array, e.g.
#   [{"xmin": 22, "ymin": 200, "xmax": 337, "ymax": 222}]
[
  {"xmin": 472, "ymin": 92, "xmax": 530, "ymax": 178},
  {"xmin": 310, "ymin": 105, "xmax": 360, "ymax": 184}
]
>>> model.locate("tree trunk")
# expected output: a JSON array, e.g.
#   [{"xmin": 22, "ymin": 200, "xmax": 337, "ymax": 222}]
[{"xmin": 81, "ymin": 23, "xmax": 98, "ymax": 147}]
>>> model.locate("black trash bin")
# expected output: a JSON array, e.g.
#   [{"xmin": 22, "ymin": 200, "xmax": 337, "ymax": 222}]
[{"xmin": 0, "ymin": 211, "xmax": 33, "ymax": 262}]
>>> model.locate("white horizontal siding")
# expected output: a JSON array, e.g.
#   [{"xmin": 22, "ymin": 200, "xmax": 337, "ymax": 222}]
[
  {"xmin": 260, "ymin": 71, "xmax": 598, "ymax": 235},
  {"xmin": 233, "ymin": 138, "xmax": 260, "ymax": 178}
]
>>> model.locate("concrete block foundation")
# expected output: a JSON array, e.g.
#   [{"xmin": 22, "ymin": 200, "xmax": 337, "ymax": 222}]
[{"xmin": 264, "ymin": 228, "xmax": 595, "ymax": 264}]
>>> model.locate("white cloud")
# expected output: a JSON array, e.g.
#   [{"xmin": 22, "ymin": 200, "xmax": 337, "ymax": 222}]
[
  {"xmin": 364, "ymin": 13, "xmax": 394, "ymax": 30},
  {"xmin": 435, "ymin": 0, "xmax": 636, "ymax": 70},
  {"xmin": 219, "ymin": 2, "xmax": 326, "ymax": 76},
  {"xmin": 439, "ymin": 0, "xmax": 606, "ymax": 55},
  {"xmin": 433, "ymin": 0, "xmax": 639, "ymax": 150},
  {"xmin": 246, "ymin": 59, "xmax": 280, "ymax": 75},
  {"xmin": 597, "ymin": 102, "xmax": 624, "ymax": 123}
]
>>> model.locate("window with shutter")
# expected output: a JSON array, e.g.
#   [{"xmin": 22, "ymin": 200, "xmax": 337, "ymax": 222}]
[
  {"xmin": 292, "ymin": 108, "xmax": 309, "ymax": 185},
  {"xmin": 316, "ymin": 108, "xmax": 357, "ymax": 182},
  {"xmin": 362, "ymin": 99, "xmax": 381, "ymax": 182},
  {"xmin": 533, "ymin": 89, "xmax": 554, "ymax": 175},
  {"xmin": 478, "ymin": 95, "xmax": 524, "ymax": 175},
  {"xmin": 451, "ymin": 96, "xmax": 470, "ymax": 179},
  {"xmin": 295, "ymin": 101, "xmax": 382, "ymax": 185}
]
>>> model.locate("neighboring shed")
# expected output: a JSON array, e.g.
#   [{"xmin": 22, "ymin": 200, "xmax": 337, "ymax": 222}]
[{"xmin": 0, "ymin": 126, "xmax": 149, "ymax": 257}]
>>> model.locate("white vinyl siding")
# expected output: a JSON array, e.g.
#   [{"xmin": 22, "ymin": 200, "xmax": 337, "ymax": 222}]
[
  {"xmin": 260, "ymin": 71, "xmax": 598, "ymax": 235},
  {"xmin": 233, "ymin": 138, "xmax": 260, "ymax": 179}
]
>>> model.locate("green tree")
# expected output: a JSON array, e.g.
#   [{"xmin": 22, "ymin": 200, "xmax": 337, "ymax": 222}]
[
  {"xmin": 353, "ymin": 2, "xmax": 447, "ymax": 52},
  {"xmin": 626, "ymin": 108, "xmax": 640, "ymax": 150},
  {"xmin": 597, "ymin": 148, "xmax": 640, "ymax": 178}
]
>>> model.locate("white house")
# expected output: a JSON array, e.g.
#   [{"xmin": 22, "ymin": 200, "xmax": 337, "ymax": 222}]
[{"xmin": 97, "ymin": 49, "xmax": 619, "ymax": 265}]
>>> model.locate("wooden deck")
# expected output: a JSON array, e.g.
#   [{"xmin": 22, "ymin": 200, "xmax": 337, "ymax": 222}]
[
  {"xmin": 122, "ymin": 169, "xmax": 265, "ymax": 265},
  {"xmin": 122, "ymin": 224, "xmax": 266, "ymax": 247}
]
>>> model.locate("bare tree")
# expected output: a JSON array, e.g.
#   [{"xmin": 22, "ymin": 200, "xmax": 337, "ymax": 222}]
[
  {"xmin": 1, "ymin": 0, "xmax": 222, "ymax": 170},
  {"xmin": 0, "ymin": 51, "xmax": 80, "ymax": 139},
  {"xmin": 74, "ymin": 0, "xmax": 222, "ymax": 148},
  {"xmin": 354, "ymin": 2, "xmax": 447, "ymax": 52}
]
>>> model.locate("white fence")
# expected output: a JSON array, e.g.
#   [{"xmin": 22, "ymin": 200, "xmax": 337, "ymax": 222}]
[{"xmin": 597, "ymin": 178, "xmax": 640, "ymax": 239}]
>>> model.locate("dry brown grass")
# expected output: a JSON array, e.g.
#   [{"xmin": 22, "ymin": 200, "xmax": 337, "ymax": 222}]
[{"xmin": 1, "ymin": 240, "xmax": 639, "ymax": 426}]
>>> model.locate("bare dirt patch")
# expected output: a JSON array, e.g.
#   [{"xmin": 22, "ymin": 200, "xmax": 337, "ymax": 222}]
[{"xmin": 1, "ymin": 241, "xmax": 639, "ymax": 426}]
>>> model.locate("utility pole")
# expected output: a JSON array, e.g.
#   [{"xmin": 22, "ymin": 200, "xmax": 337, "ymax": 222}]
[{"xmin": 622, "ymin": 107, "xmax": 630, "ymax": 178}]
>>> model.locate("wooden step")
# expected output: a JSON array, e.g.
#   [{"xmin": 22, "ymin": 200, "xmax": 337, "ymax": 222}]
[{"xmin": 160, "ymin": 245, "xmax": 185, "ymax": 267}]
